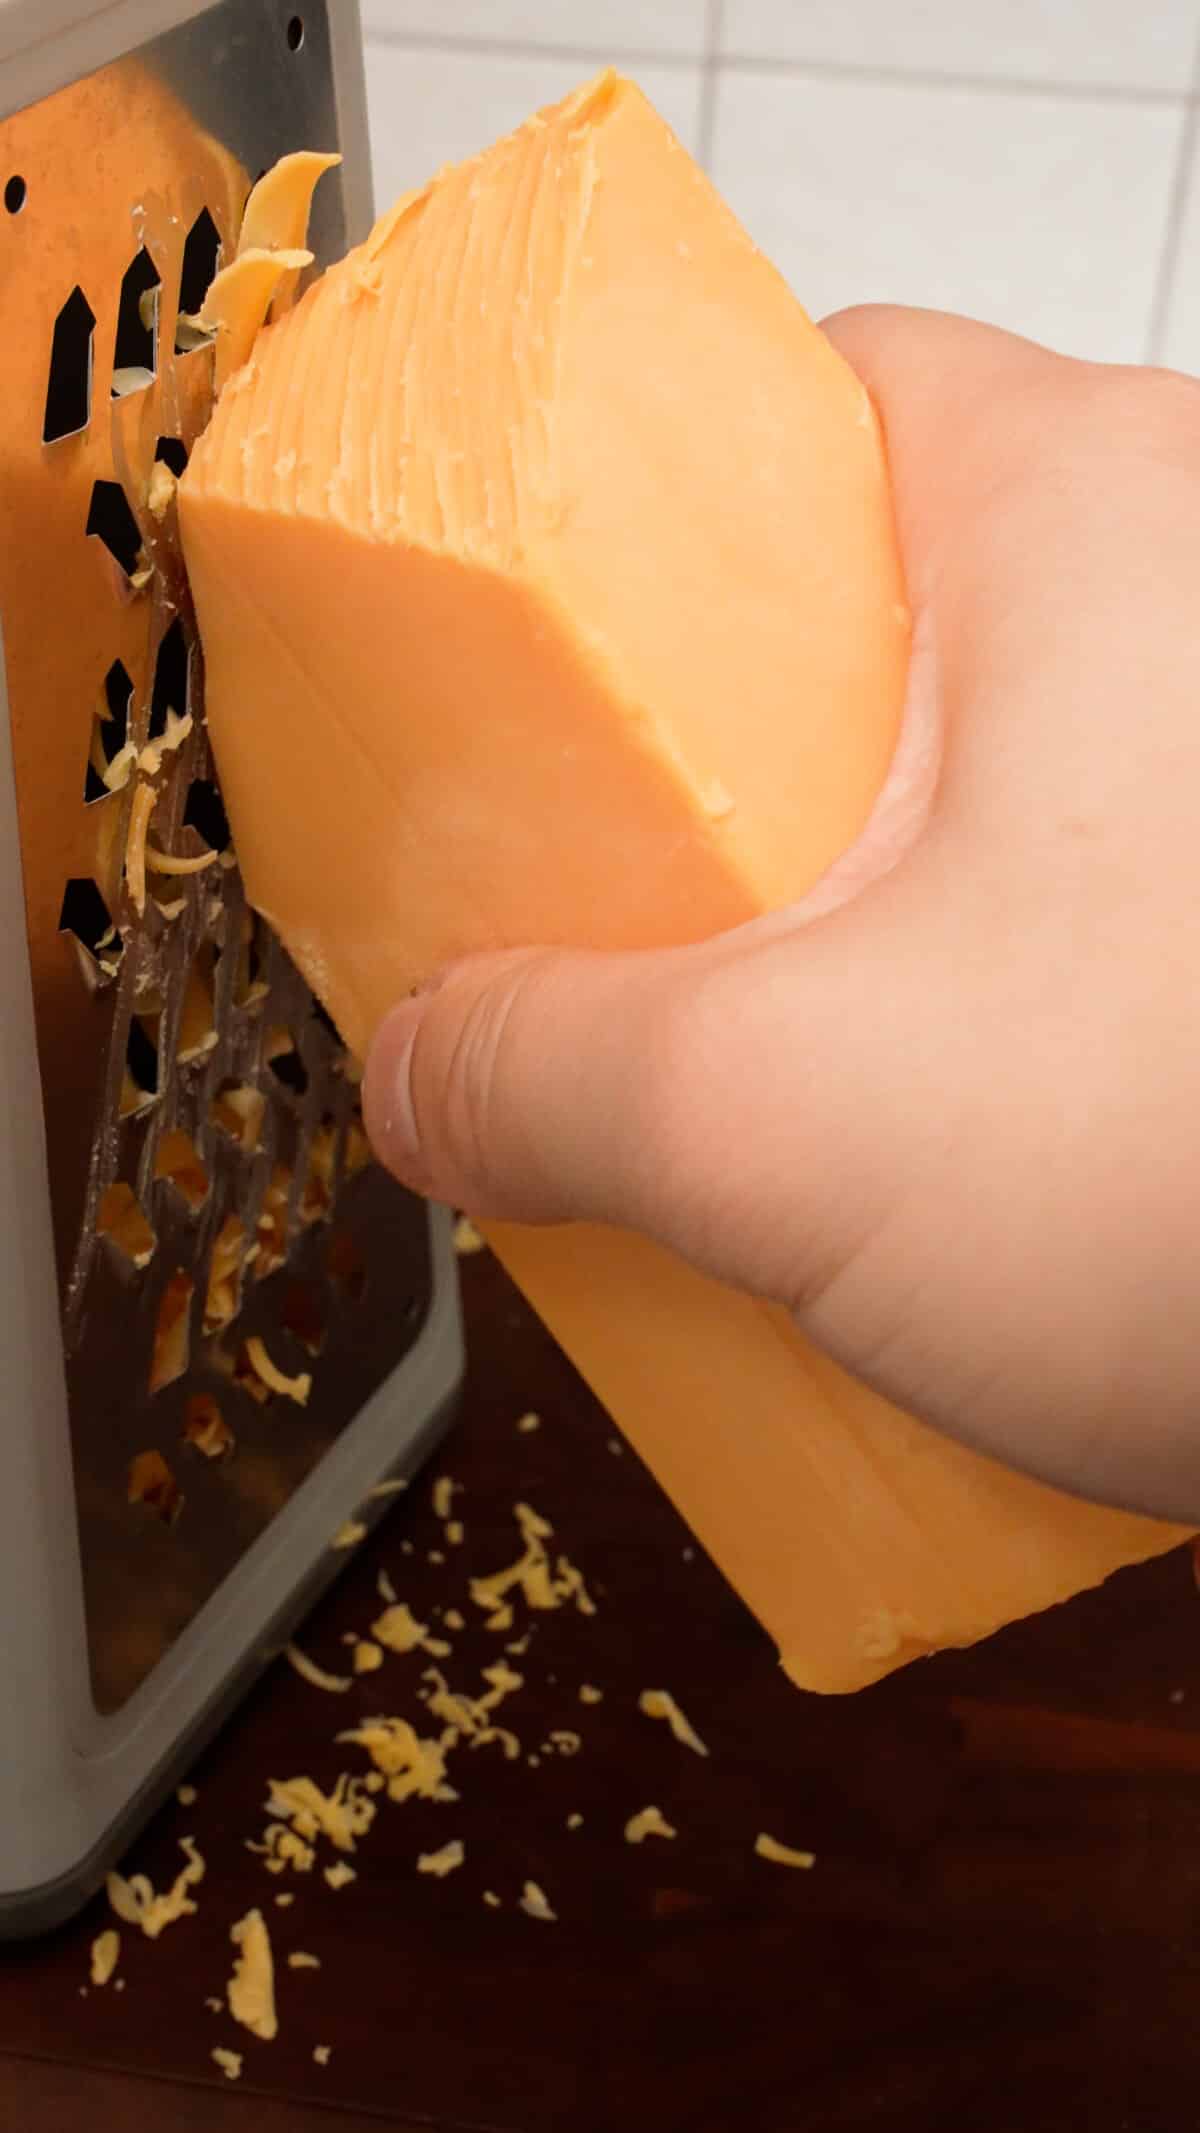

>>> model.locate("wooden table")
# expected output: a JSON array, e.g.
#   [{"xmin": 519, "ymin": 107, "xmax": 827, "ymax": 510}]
[{"xmin": 3, "ymin": 1246, "xmax": 1200, "ymax": 2132}]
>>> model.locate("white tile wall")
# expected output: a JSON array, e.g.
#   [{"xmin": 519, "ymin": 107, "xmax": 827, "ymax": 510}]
[
  {"xmin": 359, "ymin": 0, "xmax": 1200, "ymax": 372},
  {"xmin": 710, "ymin": 70, "xmax": 1184, "ymax": 363},
  {"xmin": 360, "ymin": 0, "xmax": 709, "ymax": 56},
  {"xmin": 365, "ymin": 46, "xmax": 704, "ymax": 208},
  {"xmin": 720, "ymin": 0, "xmax": 1199, "ymax": 95},
  {"xmin": 1158, "ymin": 118, "xmax": 1200, "ymax": 368}
]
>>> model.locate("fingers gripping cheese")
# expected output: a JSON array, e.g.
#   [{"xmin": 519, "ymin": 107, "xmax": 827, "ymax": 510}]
[{"xmin": 179, "ymin": 75, "xmax": 1189, "ymax": 1691}]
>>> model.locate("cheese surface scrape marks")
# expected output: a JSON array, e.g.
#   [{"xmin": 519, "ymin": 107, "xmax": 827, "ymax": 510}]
[
  {"xmin": 180, "ymin": 76, "xmax": 1191, "ymax": 1693},
  {"xmin": 179, "ymin": 71, "xmax": 909, "ymax": 1057}
]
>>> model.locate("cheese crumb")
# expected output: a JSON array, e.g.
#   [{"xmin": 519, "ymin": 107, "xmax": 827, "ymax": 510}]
[
  {"xmin": 324, "ymin": 1862, "xmax": 356, "ymax": 1890},
  {"xmin": 516, "ymin": 1410, "xmax": 541, "ymax": 1433},
  {"xmin": 107, "ymin": 1836, "xmax": 205, "ymax": 1938},
  {"xmin": 432, "ymin": 1475, "xmax": 459, "ymax": 1520},
  {"xmin": 607, "ymin": 1437, "xmax": 623, "ymax": 1457},
  {"xmin": 212, "ymin": 2047, "xmax": 243, "ymax": 2081},
  {"xmin": 372, "ymin": 1601, "xmax": 451, "ymax": 1660},
  {"xmin": 470, "ymin": 1502, "xmax": 596, "ymax": 1628},
  {"xmin": 377, "ymin": 1568, "xmax": 398, "ymax": 1604},
  {"xmin": 227, "ymin": 1908, "xmax": 277, "ymax": 2041},
  {"xmin": 332, "ymin": 1520, "xmax": 367, "ymax": 1549},
  {"xmin": 90, "ymin": 1930, "xmax": 120, "ymax": 1986},
  {"xmin": 566, "ymin": 1813, "xmax": 584, "ymax": 1831},
  {"xmin": 314, "ymin": 2045, "xmax": 332, "ymax": 2066},
  {"xmin": 285, "ymin": 1644, "xmax": 351, "ymax": 1694},
  {"xmin": 353, "ymin": 1640, "xmax": 384, "ymax": 1674},
  {"xmin": 578, "ymin": 1684, "xmax": 603, "ymax": 1705},
  {"xmin": 287, "ymin": 1951, "xmax": 321, "ymax": 1969},
  {"xmin": 264, "ymin": 1774, "xmax": 376, "ymax": 1855},
  {"xmin": 754, "ymin": 1832, "xmax": 816, "ymax": 1870},
  {"xmin": 337, "ymin": 1717, "xmax": 454, "ymax": 1803},
  {"xmin": 446, "ymin": 1519, "xmax": 465, "ymax": 1547},
  {"xmin": 274, "ymin": 1894, "xmax": 295, "ymax": 1908},
  {"xmin": 625, "ymin": 1806, "xmax": 677, "ymax": 1844},
  {"xmin": 368, "ymin": 1477, "xmax": 408, "ymax": 1500},
  {"xmin": 244, "ymin": 1335, "xmax": 311, "ymax": 1405},
  {"xmin": 176, "ymin": 1784, "xmax": 197, "ymax": 1806},
  {"xmin": 453, "ymin": 1215, "xmax": 486, "ymax": 1255},
  {"xmin": 547, "ymin": 1730, "xmax": 581, "ymax": 1756},
  {"xmin": 639, "ymin": 1688, "xmax": 708, "ymax": 1758},
  {"xmin": 483, "ymin": 1890, "xmax": 502, "ymax": 1908},
  {"xmin": 519, "ymin": 1880, "xmax": 557, "ymax": 1923},
  {"xmin": 443, "ymin": 1608, "xmax": 466, "ymax": 1632},
  {"xmin": 417, "ymin": 1839, "xmax": 465, "ymax": 1878}
]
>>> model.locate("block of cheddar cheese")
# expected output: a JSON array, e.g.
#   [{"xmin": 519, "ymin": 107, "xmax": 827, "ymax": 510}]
[{"xmin": 179, "ymin": 74, "xmax": 1189, "ymax": 1691}]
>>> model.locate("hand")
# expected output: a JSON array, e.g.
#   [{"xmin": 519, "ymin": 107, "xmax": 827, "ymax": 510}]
[{"xmin": 364, "ymin": 305, "xmax": 1200, "ymax": 1525}]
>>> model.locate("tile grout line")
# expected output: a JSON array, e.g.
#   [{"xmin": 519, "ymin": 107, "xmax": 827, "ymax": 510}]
[
  {"xmin": 696, "ymin": 0, "xmax": 724, "ymax": 171},
  {"xmin": 361, "ymin": 28, "xmax": 1197, "ymax": 110},
  {"xmin": 1144, "ymin": 20, "xmax": 1200, "ymax": 363}
]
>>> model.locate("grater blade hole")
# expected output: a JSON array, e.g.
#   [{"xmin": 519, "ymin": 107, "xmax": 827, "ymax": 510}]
[
  {"xmin": 286, "ymin": 14, "xmax": 305, "ymax": 50},
  {"xmin": 5, "ymin": 174, "xmax": 26, "ymax": 214},
  {"xmin": 176, "ymin": 208, "xmax": 221, "ymax": 347},
  {"xmin": 211, "ymin": 1079, "xmax": 266, "ymax": 1153},
  {"xmin": 182, "ymin": 1394, "xmax": 234, "ymax": 1460},
  {"xmin": 149, "ymin": 616, "xmax": 190, "ymax": 739},
  {"xmin": 43, "ymin": 285, "xmax": 94, "ymax": 443},
  {"xmin": 86, "ymin": 478, "xmax": 143, "ymax": 579},
  {"xmin": 154, "ymin": 434, "xmax": 188, "ymax": 478},
  {"xmin": 183, "ymin": 777, "xmax": 230, "ymax": 853},
  {"xmin": 84, "ymin": 658, "xmax": 135, "ymax": 803},
  {"xmin": 203, "ymin": 1214, "xmax": 248, "ymax": 1334},
  {"xmin": 254, "ymin": 1162, "xmax": 293, "ymax": 1279},
  {"xmin": 148, "ymin": 1271, "xmax": 193, "ymax": 1395},
  {"xmin": 112, "ymin": 246, "xmax": 161, "ymax": 398},
  {"xmin": 344, "ymin": 1108, "xmax": 371, "ymax": 1178},
  {"xmin": 327, "ymin": 1229, "xmax": 368, "ymax": 1305},
  {"xmin": 279, "ymin": 1276, "xmax": 328, "ymax": 1354},
  {"xmin": 96, "ymin": 1182, "xmax": 157, "ymax": 1267},
  {"xmin": 154, "ymin": 1128, "xmax": 211, "ymax": 1211},
  {"xmin": 265, "ymin": 1024, "xmax": 308, "ymax": 1097},
  {"xmin": 121, "ymin": 1011, "xmax": 160, "ymax": 1117},
  {"xmin": 127, "ymin": 1448, "xmax": 183, "ymax": 1523},
  {"xmin": 58, "ymin": 875, "xmax": 118, "ymax": 964},
  {"xmin": 300, "ymin": 1115, "xmax": 339, "ymax": 1225}
]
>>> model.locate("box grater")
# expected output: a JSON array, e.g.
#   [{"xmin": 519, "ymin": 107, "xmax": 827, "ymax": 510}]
[{"xmin": 0, "ymin": 0, "xmax": 463, "ymax": 1935}]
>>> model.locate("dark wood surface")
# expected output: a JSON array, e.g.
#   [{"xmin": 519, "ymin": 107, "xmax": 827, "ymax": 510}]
[{"xmin": 3, "ymin": 1245, "xmax": 1200, "ymax": 2132}]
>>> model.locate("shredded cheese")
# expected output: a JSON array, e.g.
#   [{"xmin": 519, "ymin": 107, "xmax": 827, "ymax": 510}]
[
  {"xmin": 337, "ymin": 1718, "xmax": 456, "ymax": 1803},
  {"xmin": 372, "ymin": 1601, "xmax": 451, "ymax": 1660},
  {"xmin": 143, "ymin": 843, "xmax": 218, "ymax": 877},
  {"xmin": 470, "ymin": 1502, "xmax": 596, "ymax": 1629},
  {"xmin": 287, "ymin": 1951, "xmax": 321, "ymax": 1969},
  {"xmin": 353, "ymin": 1640, "xmax": 383, "ymax": 1674},
  {"xmin": 324, "ymin": 1861, "xmax": 356, "ymax": 1890},
  {"xmin": 107, "ymin": 1836, "xmax": 205, "ymax": 1938},
  {"xmin": 124, "ymin": 780, "xmax": 156, "ymax": 916},
  {"xmin": 285, "ymin": 1644, "xmax": 351, "ymax": 1694},
  {"xmin": 264, "ymin": 1775, "xmax": 375, "ymax": 1854},
  {"xmin": 228, "ymin": 1908, "xmax": 277, "ymax": 2041},
  {"xmin": 244, "ymin": 1334, "xmax": 311, "ymax": 1405},
  {"xmin": 453, "ymin": 1215, "xmax": 486, "ymax": 1254},
  {"xmin": 625, "ymin": 1806, "xmax": 677, "ymax": 1844},
  {"xmin": 431, "ymin": 1475, "xmax": 459, "ymax": 1520},
  {"xmin": 578, "ymin": 1684, "xmax": 603, "ymax": 1705},
  {"xmin": 516, "ymin": 1410, "xmax": 541, "ymax": 1433},
  {"xmin": 519, "ymin": 1880, "xmax": 557, "ymax": 1923},
  {"xmin": 638, "ymin": 1688, "xmax": 708, "ymax": 1758},
  {"xmin": 754, "ymin": 1832, "xmax": 816, "ymax": 1870},
  {"xmin": 332, "ymin": 1520, "xmax": 367, "ymax": 1549},
  {"xmin": 90, "ymin": 1930, "xmax": 120, "ymax": 1986},
  {"xmin": 417, "ymin": 1839, "xmax": 465, "ymax": 1878},
  {"xmin": 212, "ymin": 2047, "xmax": 243, "ymax": 2082}
]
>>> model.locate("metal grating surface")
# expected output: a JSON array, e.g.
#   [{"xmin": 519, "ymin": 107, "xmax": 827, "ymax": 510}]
[{"xmin": 0, "ymin": 0, "xmax": 433, "ymax": 1714}]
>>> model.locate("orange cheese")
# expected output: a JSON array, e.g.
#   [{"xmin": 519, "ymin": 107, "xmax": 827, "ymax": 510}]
[{"xmin": 179, "ymin": 75, "xmax": 1188, "ymax": 1691}]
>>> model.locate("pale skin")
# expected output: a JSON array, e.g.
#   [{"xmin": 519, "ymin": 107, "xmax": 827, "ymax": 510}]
[{"xmin": 363, "ymin": 304, "xmax": 1200, "ymax": 1527}]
